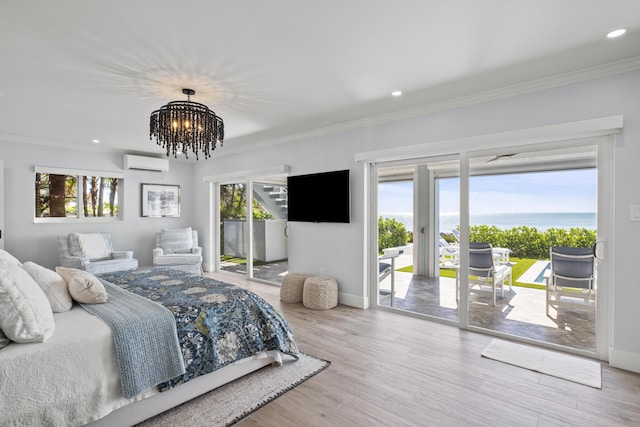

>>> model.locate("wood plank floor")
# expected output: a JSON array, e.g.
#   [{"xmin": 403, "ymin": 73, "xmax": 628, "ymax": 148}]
[{"xmin": 206, "ymin": 271, "xmax": 640, "ymax": 427}]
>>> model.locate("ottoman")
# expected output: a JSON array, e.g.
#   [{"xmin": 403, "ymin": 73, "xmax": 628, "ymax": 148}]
[
  {"xmin": 303, "ymin": 276, "xmax": 338, "ymax": 310},
  {"xmin": 280, "ymin": 272, "xmax": 311, "ymax": 303}
]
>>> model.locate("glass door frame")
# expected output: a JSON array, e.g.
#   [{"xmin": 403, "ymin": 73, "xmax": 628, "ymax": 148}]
[
  {"xmin": 363, "ymin": 128, "xmax": 616, "ymax": 361},
  {"xmin": 204, "ymin": 165, "xmax": 289, "ymax": 285}
]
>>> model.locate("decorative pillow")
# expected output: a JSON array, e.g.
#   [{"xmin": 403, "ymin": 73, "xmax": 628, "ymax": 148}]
[
  {"xmin": 76, "ymin": 233, "xmax": 111, "ymax": 260},
  {"xmin": 56, "ymin": 267, "xmax": 108, "ymax": 304},
  {"xmin": 22, "ymin": 262, "xmax": 73, "ymax": 313},
  {"xmin": 0, "ymin": 329, "xmax": 10, "ymax": 349},
  {"xmin": 0, "ymin": 264, "xmax": 55, "ymax": 343},
  {"xmin": 160, "ymin": 227, "xmax": 193, "ymax": 254},
  {"xmin": 0, "ymin": 249, "xmax": 22, "ymax": 267}
]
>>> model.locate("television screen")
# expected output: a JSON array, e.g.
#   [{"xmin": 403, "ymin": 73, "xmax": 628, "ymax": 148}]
[{"xmin": 287, "ymin": 169, "xmax": 350, "ymax": 223}]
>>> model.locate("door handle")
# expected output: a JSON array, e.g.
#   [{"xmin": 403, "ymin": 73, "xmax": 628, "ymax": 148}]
[{"xmin": 592, "ymin": 240, "xmax": 604, "ymax": 261}]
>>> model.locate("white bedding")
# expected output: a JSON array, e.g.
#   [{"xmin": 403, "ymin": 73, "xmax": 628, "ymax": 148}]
[
  {"xmin": 0, "ymin": 306, "xmax": 155, "ymax": 426},
  {"xmin": 0, "ymin": 305, "xmax": 282, "ymax": 426}
]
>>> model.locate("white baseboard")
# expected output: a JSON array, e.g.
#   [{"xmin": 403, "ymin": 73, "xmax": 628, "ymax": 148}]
[
  {"xmin": 609, "ymin": 347, "xmax": 640, "ymax": 374},
  {"xmin": 338, "ymin": 292, "xmax": 368, "ymax": 309}
]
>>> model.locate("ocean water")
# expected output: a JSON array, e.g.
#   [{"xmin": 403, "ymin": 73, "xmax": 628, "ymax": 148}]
[{"xmin": 379, "ymin": 212, "xmax": 596, "ymax": 233}]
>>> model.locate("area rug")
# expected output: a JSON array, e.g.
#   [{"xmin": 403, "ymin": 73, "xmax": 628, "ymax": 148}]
[
  {"xmin": 136, "ymin": 353, "xmax": 330, "ymax": 426},
  {"xmin": 481, "ymin": 339, "xmax": 601, "ymax": 388}
]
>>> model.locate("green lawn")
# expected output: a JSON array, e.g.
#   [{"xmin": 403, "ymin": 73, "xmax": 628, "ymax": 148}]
[
  {"xmin": 397, "ymin": 257, "xmax": 546, "ymax": 289},
  {"xmin": 220, "ymin": 256, "xmax": 288, "ymax": 267}
]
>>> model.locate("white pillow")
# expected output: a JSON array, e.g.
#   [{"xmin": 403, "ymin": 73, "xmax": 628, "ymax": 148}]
[
  {"xmin": 76, "ymin": 233, "xmax": 111, "ymax": 260},
  {"xmin": 22, "ymin": 262, "xmax": 73, "ymax": 313},
  {"xmin": 0, "ymin": 249, "xmax": 22, "ymax": 267},
  {"xmin": 55, "ymin": 267, "xmax": 108, "ymax": 304},
  {"xmin": 0, "ymin": 329, "xmax": 10, "ymax": 349},
  {"xmin": 160, "ymin": 227, "xmax": 193, "ymax": 254},
  {"xmin": 0, "ymin": 264, "xmax": 55, "ymax": 343}
]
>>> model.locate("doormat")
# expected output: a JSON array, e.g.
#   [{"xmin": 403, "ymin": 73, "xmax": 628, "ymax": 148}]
[{"xmin": 481, "ymin": 339, "xmax": 601, "ymax": 388}]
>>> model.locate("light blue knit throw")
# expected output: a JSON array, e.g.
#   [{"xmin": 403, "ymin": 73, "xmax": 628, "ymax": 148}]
[{"xmin": 80, "ymin": 280, "xmax": 186, "ymax": 398}]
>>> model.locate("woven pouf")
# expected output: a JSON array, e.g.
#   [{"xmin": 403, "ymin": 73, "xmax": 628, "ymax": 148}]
[
  {"xmin": 303, "ymin": 276, "xmax": 338, "ymax": 310},
  {"xmin": 280, "ymin": 273, "xmax": 311, "ymax": 303}
]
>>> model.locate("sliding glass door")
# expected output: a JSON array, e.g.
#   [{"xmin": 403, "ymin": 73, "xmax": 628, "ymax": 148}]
[
  {"xmin": 250, "ymin": 178, "xmax": 289, "ymax": 285},
  {"xmin": 375, "ymin": 156, "xmax": 460, "ymax": 323},
  {"xmin": 370, "ymin": 137, "xmax": 611, "ymax": 358},
  {"xmin": 465, "ymin": 145, "xmax": 600, "ymax": 352},
  {"xmin": 211, "ymin": 167, "xmax": 290, "ymax": 286},
  {"xmin": 220, "ymin": 182, "xmax": 247, "ymax": 276}
]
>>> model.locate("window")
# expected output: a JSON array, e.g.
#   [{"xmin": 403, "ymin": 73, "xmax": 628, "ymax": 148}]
[{"xmin": 34, "ymin": 167, "xmax": 124, "ymax": 222}]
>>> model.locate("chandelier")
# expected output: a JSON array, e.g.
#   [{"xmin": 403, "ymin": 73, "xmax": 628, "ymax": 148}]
[{"xmin": 149, "ymin": 88, "xmax": 224, "ymax": 160}]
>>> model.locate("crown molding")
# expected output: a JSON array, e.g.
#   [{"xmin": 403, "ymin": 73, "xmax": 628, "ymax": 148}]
[{"xmin": 220, "ymin": 56, "xmax": 640, "ymax": 157}]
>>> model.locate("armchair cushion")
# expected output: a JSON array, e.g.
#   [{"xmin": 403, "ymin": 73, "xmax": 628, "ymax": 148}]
[
  {"xmin": 159, "ymin": 227, "xmax": 193, "ymax": 254},
  {"xmin": 76, "ymin": 233, "xmax": 111, "ymax": 260},
  {"xmin": 154, "ymin": 228, "xmax": 202, "ymax": 275}
]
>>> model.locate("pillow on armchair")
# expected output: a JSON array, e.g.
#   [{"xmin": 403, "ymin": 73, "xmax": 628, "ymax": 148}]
[
  {"xmin": 76, "ymin": 233, "xmax": 111, "ymax": 260},
  {"xmin": 159, "ymin": 227, "xmax": 194, "ymax": 254}
]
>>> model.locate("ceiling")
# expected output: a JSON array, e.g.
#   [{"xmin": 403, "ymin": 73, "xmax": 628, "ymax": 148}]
[{"xmin": 2, "ymin": 1, "xmax": 640, "ymax": 160}]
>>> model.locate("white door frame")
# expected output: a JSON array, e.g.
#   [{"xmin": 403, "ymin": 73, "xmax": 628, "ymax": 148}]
[
  {"xmin": 359, "ymin": 116, "xmax": 621, "ymax": 360},
  {"xmin": 203, "ymin": 165, "xmax": 289, "ymax": 279}
]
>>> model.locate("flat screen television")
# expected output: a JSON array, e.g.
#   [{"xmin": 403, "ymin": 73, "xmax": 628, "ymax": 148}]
[{"xmin": 287, "ymin": 169, "xmax": 350, "ymax": 223}]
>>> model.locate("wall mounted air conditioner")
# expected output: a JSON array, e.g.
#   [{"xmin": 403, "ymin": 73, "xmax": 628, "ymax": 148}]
[{"xmin": 123, "ymin": 154, "xmax": 169, "ymax": 173}]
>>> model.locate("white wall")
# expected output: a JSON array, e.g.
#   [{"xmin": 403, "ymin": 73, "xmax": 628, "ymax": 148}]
[
  {"xmin": 0, "ymin": 143, "xmax": 196, "ymax": 268},
  {"xmin": 193, "ymin": 70, "xmax": 640, "ymax": 371}
]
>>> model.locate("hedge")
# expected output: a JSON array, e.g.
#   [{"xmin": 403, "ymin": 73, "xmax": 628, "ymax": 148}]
[
  {"xmin": 378, "ymin": 217, "xmax": 409, "ymax": 253},
  {"xmin": 441, "ymin": 225, "xmax": 596, "ymax": 259}
]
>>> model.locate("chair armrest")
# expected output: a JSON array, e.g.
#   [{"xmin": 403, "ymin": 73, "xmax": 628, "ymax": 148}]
[
  {"xmin": 191, "ymin": 247, "xmax": 202, "ymax": 255},
  {"xmin": 153, "ymin": 248, "xmax": 164, "ymax": 257},
  {"xmin": 112, "ymin": 250, "xmax": 134, "ymax": 260},
  {"xmin": 59, "ymin": 255, "xmax": 91, "ymax": 270}
]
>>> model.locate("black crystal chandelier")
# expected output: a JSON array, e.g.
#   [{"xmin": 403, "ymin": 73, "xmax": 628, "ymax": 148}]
[{"xmin": 149, "ymin": 88, "xmax": 224, "ymax": 160}]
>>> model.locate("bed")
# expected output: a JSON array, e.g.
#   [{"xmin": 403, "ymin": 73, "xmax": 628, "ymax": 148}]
[{"xmin": 0, "ymin": 266, "xmax": 299, "ymax": 426}]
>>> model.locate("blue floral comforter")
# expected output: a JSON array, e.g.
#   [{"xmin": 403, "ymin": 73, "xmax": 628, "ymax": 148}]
[{"xmin": 98, "ymin": 268, "xmax": 299, "ymax": 391}]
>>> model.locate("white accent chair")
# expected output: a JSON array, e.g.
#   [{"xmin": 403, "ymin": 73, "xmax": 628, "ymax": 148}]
[
  {"xmin": 58, "ymin": 232, "xmax": 138, "ymax": 275},
  {"xmin": 153, "ymin": 227, "xmax": 203, "ymax": 275}
]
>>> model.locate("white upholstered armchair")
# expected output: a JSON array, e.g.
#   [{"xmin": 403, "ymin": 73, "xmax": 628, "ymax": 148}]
[
  {"xmin": 153, "ymin": 227, "xmax": 203, "ymax": 275},
  {"xmin": 58, "ymin": 232, "xmax": 138, "ymax": 275}
]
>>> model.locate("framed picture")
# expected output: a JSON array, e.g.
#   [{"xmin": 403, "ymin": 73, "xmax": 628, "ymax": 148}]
[{"xmin": 141, "ymin": 184, "xmax": 180, "ymax": 217}]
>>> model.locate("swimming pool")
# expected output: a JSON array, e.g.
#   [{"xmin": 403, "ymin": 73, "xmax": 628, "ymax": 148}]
[{"xmin": 534, "ymin": 262, "xmax": 551, "ymax": 283}]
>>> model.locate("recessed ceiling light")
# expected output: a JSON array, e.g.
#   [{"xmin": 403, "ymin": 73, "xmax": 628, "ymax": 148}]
[
  {"xmin": 91, "ymin": 139, "xmax": 100, "ymax": 144},
  {"xmin": 391, "ymin": 91, "xmax": 402, "ymax": 97},
  {"xmin": 606, "ymin": 28, "xmax": 627, "ymax": 39}
]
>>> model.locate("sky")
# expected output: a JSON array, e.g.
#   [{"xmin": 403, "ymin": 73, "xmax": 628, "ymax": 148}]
[{"xmin": 378, "ymin": 169, "xmax": 597, "ymax": 214}]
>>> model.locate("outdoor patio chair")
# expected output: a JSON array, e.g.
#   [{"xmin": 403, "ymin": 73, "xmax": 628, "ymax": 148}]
[
  {"xmin": 439, "ymin": 238, "xmax": 460, "ymax": 267},
  {"xmin": 468, "ymin": 242, "xmax": 512, "ymax": 306},
  {"xmin": 379, "ymin": 248, "xmax": 402, "ymax": 306},
  {"xmin": 545, "ymin": 246, "xmax": 595, "ymax": 315}
]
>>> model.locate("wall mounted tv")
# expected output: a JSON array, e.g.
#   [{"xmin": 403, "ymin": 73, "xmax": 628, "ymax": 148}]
[{"xmin": 287, "ymin": 169, "xmax": 350, "ymax": 223}]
